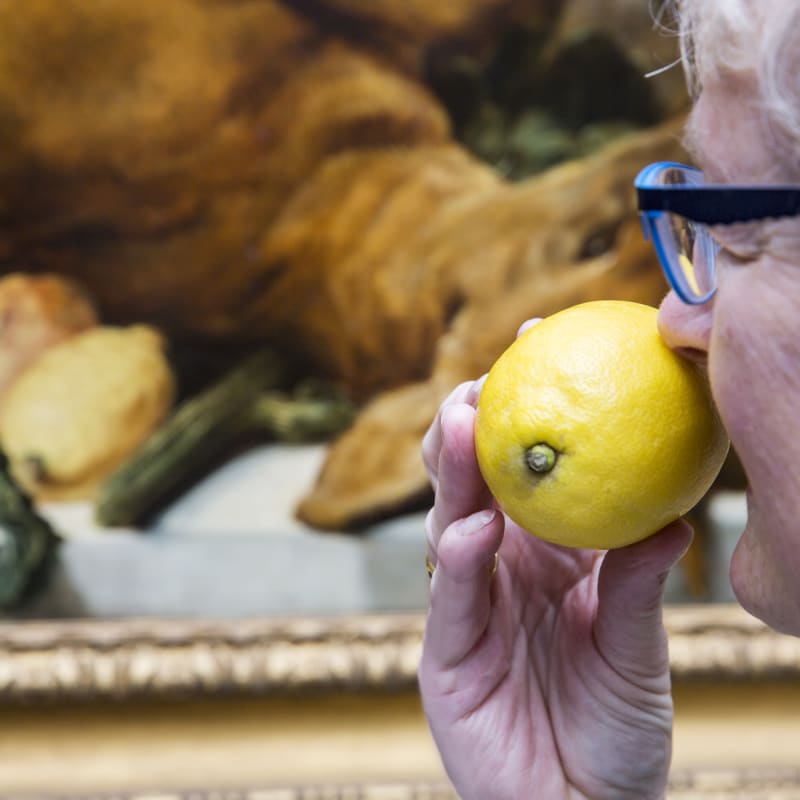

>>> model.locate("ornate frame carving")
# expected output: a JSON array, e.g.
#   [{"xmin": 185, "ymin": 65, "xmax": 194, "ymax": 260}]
[
  {"xmin": 0, "ymin": 604, "xmax": 798, "ymax": 703},
  {"xmin": 7, "ymin": 770, "xmax": 800, "ymax": 800},
  {"xmin": 1, "ymin": 604, "xmax": 800, "ymax": 798}
]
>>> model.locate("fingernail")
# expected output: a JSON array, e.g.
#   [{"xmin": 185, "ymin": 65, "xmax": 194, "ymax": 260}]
[
  {"xmin": 459, "ymin": 508, "xmax": 497, "ymax": 535},
  {"xmin": 440, "ymin": 403, "xmax": 468, "ymax": 444},
  {"xmin": 466, "ymin": 374, "xmax": 488, "ymax": 405},
  {"xmin": 439, "ymin": 405, "xmax": 456, "ymax": 447},
  {"xmin": 517, "ymin": 317, "xmax": 543, "ymax": 337},
  {"xmin": 440, "ymin": 404, "xmax": 456, "ymax": 427}
]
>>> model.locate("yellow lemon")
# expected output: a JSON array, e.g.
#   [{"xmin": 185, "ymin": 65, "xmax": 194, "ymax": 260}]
[{"xmin": 474, "ymin": 300, "xmax": 729, "ymax": 549}]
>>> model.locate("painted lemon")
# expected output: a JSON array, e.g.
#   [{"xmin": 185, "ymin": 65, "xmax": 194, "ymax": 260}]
[
  {"xmin": 474, "ymin": 300, "xmax": 729, "ymax": 549},
  {"xmin": 0, "ymin": 325, "xmax": 175, "ymax": 499}
]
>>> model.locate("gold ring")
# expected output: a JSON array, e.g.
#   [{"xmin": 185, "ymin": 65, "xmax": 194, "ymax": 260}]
[
  {"xmin": 426, "ymin": 552, "xmax": 499, "ymax": 581},
  {"xmin": 426, "ymin": 553, "xmax": 436, "ymax": 579}
]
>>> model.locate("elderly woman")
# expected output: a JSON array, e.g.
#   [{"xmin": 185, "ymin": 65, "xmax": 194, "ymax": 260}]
[{"xmin": 418, "ymin": 1, "xmax": 800, "ymax": 798}]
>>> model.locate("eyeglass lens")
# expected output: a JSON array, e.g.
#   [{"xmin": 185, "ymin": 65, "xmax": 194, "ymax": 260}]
[{"xmin": 655, "ymin": 167, "xmax": 717, "ymax": 300}]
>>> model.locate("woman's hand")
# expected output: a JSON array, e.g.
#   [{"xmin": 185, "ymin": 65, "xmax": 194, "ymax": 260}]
[{"xmin": 418, "ymin": 334, "xmax": 693, "ymax": 800}]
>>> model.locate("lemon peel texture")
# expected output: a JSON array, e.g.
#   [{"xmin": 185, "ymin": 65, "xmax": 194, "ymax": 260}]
[{"xmin": 474, "ymin": 300, "xmax": 729, "ymax": 550}]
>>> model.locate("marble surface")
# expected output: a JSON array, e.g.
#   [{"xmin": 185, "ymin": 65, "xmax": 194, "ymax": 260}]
[
  {"xmin": 10, "ymin": 445, "xmax": 747, "ymax": 619},
  {"xmin": 19, "ymin": 444, "xmax": 430, "ymax": 619}
]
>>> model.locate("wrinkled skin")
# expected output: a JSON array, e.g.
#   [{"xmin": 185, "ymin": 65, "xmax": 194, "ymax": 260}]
[
  {"xmin": 419, "ymin": 10, "xmax": 800, "ymax": 796},
  {"xmin": 658, "ymin": 68, "xmax": 800, "ymax": 636},
  {"xmin": 419, "ymin": 366, "xmax": 692, "ymax": 800}
]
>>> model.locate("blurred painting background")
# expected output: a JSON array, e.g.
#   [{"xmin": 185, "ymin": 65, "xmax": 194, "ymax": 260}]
[
  {"xmin": 0, "ymin": 0, "xmax": 746, "ymax": 619},
  {"xmin": 1, "ymin": 3, "xmax": 792, "ymax": 800}
]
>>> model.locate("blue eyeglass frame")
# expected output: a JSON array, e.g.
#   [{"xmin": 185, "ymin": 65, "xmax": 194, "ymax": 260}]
[{"xmin": 634, "ymin": 161, "xmax": 800, "ymax": 304}]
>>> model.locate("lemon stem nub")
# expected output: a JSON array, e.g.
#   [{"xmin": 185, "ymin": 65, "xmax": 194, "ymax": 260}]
[{"xmin": 526, "ymin": 444, "xmax": 557, "ymax": 474}]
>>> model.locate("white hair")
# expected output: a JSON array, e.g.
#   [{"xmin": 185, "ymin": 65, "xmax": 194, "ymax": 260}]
[{"xmin": 663, "ymin": 0, "xmax": 800, "ymax": 172}]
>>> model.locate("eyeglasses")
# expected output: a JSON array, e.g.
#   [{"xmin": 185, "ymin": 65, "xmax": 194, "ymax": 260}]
[{"xmin": 635, "ymin": 161, "xmax": 800, "ymax": 304}]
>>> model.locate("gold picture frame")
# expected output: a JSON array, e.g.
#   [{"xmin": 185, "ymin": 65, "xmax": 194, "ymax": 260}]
[
  {"xmin": 0, "ymin": 604, "xmax": 797, "ymax": 703},
  {"xmin": 2, "ymin": 771, "xmax": 800, "ymax": 800},
  {"xmin": 1, "ymin": 604, "xmax": 800, "ymax": 799}
]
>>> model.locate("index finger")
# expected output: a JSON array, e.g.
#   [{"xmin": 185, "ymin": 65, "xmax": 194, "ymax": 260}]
[
  {"xmin": 425, "ymin": 402, "xmax": 493, "ymax": 557},
  {"xmin": 422, "ymin": 377, "xmax": 486, "ymax": 489}
]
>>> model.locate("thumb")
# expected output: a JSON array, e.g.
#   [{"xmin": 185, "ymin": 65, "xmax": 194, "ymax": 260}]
[{"xmin": 594, "ymin": 519, "xmax": 694, "ymax": 675}]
